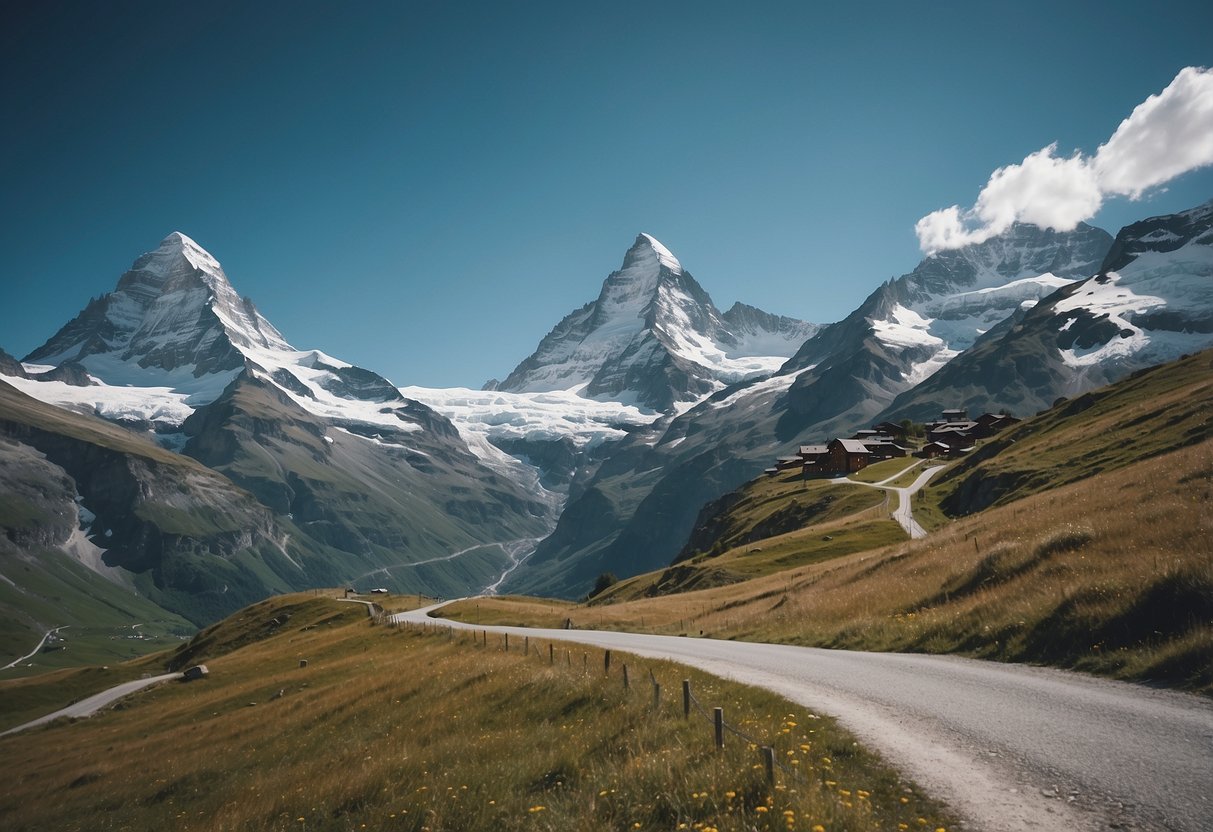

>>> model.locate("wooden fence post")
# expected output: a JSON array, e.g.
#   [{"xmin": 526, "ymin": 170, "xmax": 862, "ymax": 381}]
[
  {"xmin": 713, "ymin": 707, "xmax": 724, "ymax": 749},
  {"xmin": 622, "ymin": 663, "xmax": 629, "ymax": 689},
  {"xmin": 653, "ymin": 682, "xmax": 661, "ymax": 710},
  {"xmin": 549, "ymin": 644, "xmax": 554, "ymax": 665},
  {"xmin": 682, "ymin": 679, "xmax": 691, "ymax": 719},
  {"xmin": 762, "ymin": 746, "xmax": 775, "ymax": 784},
  {"xmin": 525, "ymin": 636, "xmax": 529, "ymax": 655},
  {"xmin": 604, "ymin": 649, "xmax": 611, "ymax": 675},
  {"xmin": 504, "ymin": 633, "xmax": 509, "ymax": 652}
]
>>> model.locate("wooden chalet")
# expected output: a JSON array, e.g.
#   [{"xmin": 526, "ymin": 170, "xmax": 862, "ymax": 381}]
[
  {"xmin": 863, "ymin": 439, "xmax": 909, "ymax": 460},
  {"xmin": 920, "ymin": 440, "xmax": 950, "ymax": 459},
  {"xmin": 920, "ymin": 439, "xmax": 973, "ymax": 458},
  {"xmin": 973, "ymin": 412, "xmax": 1021, "ymax": 437},
  {"xmin": 828, "ymin": 438, "xmax": 871, "ymax": 473},
  {"xmin": 927, "ymin": 421, "xmax": 979, "ymax": 443},
  {"xmin": 799, "ymin": 443, "xmax": 830, "ymax": 475},
  {"xmin": 775, "ymin": 455, "xmax": 804, "ymax": 471}
]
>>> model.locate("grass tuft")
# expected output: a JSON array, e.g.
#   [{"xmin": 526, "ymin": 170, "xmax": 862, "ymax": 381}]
[{"xmin": 1033, "ymin": 525, "xmax": 1094, "ymax": 559}]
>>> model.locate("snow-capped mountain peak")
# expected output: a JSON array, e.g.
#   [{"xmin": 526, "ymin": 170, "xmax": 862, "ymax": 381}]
[
  {"xmin": 784, "ymin": 221, "xmax": 1114, "ymax": 386},
  {"xmin": 13, "ymin": 233, "xmax": 440, "ymax": 440},
  {"xmin": 633, "ymin": 232, "xmax": 683, "ymax": 274},
  {"xmin": 497, "ymin": 233, "xmax": 819, "ymax": 411},
  {"xmin": 27, "ymin": 232, "xmax": 290, "ymax": 381}
]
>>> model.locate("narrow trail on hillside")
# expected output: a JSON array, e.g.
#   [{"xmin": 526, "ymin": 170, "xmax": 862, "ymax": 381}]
[
  {"xmin": 0, "ymin": 672, "xmax": 181, "ymax": 737},
  {"xmin": 399, "ymin": 603, "xmax": 1213, "ymax": 832},
  {"xmin": 2, "ymin": 626, "xmax": 68, "ymax": 670},
  {"xmin": 353, "ymin": 537, "xmax": 543, "ymax": 585},
  {"xmin": 833, "ymin": 462, "xmax": 945, "ymax": 539}
]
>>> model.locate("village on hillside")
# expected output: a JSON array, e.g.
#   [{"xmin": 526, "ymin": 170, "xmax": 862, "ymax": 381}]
[{"xmin": 766, "ymin": 408, "xmax": 1021, "ymax": 478}]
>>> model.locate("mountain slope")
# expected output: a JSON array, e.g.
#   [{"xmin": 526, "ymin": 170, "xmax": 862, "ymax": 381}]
[
  {"xmin": 496, "ymin": 233, "xmax": 818, "ymax": 411},
  {"xmin": 880, "ymin": 200, "xmax": 1213, "ymax": 422},
  {"xmin": 506, "ymin": 222, "xmax": 1114, "ymax": 597},
  {"xmin": 6, "ymin": 233, "xmax": 555, "ymax": 609},
  {"xmin": 0, "ymin": 379, "xmax": 320, "ymax": 626},
  {"xmin": 181, "ymin": 373, "xmax": 551, "ymax": 585}
]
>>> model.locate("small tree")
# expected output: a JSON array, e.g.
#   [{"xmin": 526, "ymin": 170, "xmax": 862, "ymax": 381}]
[{"xmin": 590, "ymin": 571, "xmax": 618, "ymax": 598}]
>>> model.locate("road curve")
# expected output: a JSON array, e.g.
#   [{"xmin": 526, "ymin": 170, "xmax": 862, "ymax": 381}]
[
  {"xmin": 0, "ymin": 673, "xmax": 181, "ymax": 737},
  {"xmin": 889, "ymin": 465, "xmax": 945, "ymax": 538},
  {"xmin": 397, "ymin": 605, "xmax": 1213, "ymax": 832},
  {"xmin": 833, "ymin": 463, "xmax": 945, "ymax": 539}
]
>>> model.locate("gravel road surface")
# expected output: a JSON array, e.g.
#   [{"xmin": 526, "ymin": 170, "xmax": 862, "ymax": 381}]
[
  {"xmin": 0, "ymin": 672, "xmax": 181, "ymax": 737},
  {"xmin": 399, "ymin": 605, "xmax": 1213, "ymax": 832}
]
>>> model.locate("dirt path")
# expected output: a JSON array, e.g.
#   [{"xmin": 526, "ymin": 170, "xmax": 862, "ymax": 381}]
[
  {"xmin": 2, "ymin": 625, "xmax": 68, "ymax": 670},
  {"xmin": 399, "ymin": 604, "xmax": 1213, "ymax": 832},
  {"xmin": 834, "ymin": 463, "xmax": 945, "ymax": 538}
]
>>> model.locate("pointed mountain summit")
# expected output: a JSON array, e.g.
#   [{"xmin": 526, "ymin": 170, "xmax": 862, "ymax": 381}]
[
  {"xmin": 506, "ymin": 220, "xmax": 1118, "ymax": 597},
  {"xmin": 496, "ymin": 233, "xmax": 818, "ymax": 411},
  {"xmin": 27, "ymin": 232, "xmax": 288, "ymax": 382},
  {"xmin": 17, "ymin": 233, "xmax": 438, "ymax": 431},
  {"xmin": 7, "ymin": 232, "xmax": 554, "ymax": 619}
]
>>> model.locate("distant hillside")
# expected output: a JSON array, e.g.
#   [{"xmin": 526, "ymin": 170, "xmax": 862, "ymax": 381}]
[
  {"xmin": 930, "ymin": 348, "xmax": 1213, "ymax": 517},
  {"xmin": 0, "ymin": 379, "xmax": 335, "ymax": 633}
]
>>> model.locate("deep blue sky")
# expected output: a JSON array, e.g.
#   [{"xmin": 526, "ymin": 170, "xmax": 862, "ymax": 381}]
[{"xmin": 3, "ymin": 1, "xmax": 1211, "ymax": 387}]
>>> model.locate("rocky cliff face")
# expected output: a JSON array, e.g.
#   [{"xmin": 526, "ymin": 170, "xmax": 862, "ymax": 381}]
[
  {"xmin": 26, "ymin": 232, "xmax": 288, "ymax": 378},
  {"xmin": 0, "ymin": 380, "xmax": 308, "ymax": 624}
]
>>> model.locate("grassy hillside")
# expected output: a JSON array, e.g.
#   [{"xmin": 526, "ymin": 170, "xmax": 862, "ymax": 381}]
[
  {"xmin": 0, "ymin": 594, "xmax": 955, "ymax": 832},
  {"xmin": 444, "ymin": 352, "xmax": 1213, "ymax": 693},
  {"xmin": 930, "ymin": 349, "xmax": 1213, "ymax": 516},
  {"xmin": 0, "ymin": 545, "xmax": 193, "ymax": 675},
  {"xmin": 447, "ymin": 436, "xmax": 1212, "ymax": 692},
  {"xmin": 594, "ymin": 461, "xmax": 908, "ymax": 601}
]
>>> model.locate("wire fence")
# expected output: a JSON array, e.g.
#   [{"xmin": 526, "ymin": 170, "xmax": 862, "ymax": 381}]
[{"xmin": 394, "ymin": 618, "xmax": 809, "ymax": 787}]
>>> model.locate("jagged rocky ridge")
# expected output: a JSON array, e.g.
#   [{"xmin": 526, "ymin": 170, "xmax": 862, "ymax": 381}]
[{"xmin": 880, "ymin": 200, "xmax": 1213, "ymax": 422}]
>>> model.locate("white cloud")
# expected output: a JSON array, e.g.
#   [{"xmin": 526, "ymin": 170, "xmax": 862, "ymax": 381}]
[
  {"xmin": 917, "ymin": 66, "xmax": 1213, "ymax": 253},
  {"xmin": 1094, "ymin": 66, "xmax": 1213, "ymax": 198}
]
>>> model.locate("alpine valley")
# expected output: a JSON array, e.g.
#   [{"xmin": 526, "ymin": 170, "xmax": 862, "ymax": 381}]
[{"xmin": 2, "ymin": 200, "xmax": 1211, "ymax": 652}]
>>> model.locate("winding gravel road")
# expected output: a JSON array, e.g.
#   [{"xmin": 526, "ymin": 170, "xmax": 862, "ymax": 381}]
[
  {"xmin": 398, "ymin": 604, "xmax": 1213, "ymax": 832},
  {"xmin": 2, "ymin": 625, "xmax": 68, "ymax": 670},
  {"xmin": 832, "ymin": 462, "xmax": 946, "ymax": 539}
]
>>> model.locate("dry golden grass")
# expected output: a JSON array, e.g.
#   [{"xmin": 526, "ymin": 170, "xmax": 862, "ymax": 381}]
[
  {"xmin": 449, "ymin": 439, "xmax": 1213, "ymax": 693},
  {"xmin": 0, "ymin": 599, "xmax": 955, "ymax": 832}
]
